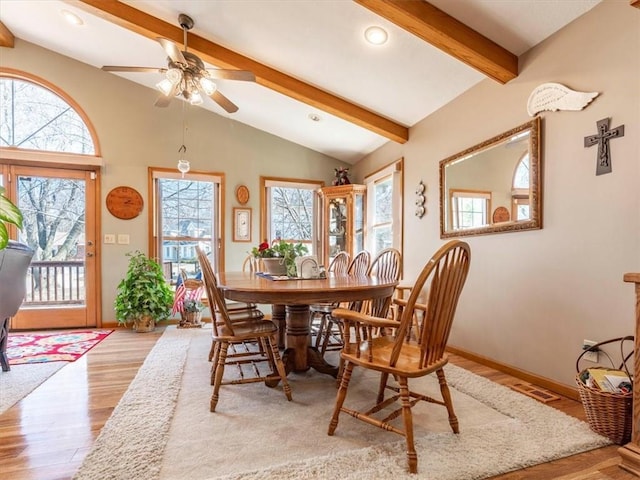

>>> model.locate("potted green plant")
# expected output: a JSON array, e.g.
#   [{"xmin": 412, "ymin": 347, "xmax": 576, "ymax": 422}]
[
  {"xmin": 114, "ymin": 250, "xmax": 174, "ymax": 332},
  {"xmin": 251, "ymin": 239, "xmax": 308, "ymax": 276},
  {"xmin": 0, "ymin": 185, "xmax": 23, "ymax": 250}
]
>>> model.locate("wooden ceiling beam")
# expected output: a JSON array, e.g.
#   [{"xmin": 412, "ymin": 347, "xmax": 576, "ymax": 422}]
[
  {"xmin": 354, "ymin": 0, "xmax": 518, "ymax": 84},
  {"xmin": 69, "ymin": 0, "xmax": 408, "ymax": 144},
  {"xmin": 0, "ymin": 21, "xmax": 15, "ymax": 48}
]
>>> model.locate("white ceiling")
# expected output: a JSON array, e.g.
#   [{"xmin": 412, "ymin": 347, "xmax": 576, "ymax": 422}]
[{"xmin": 0, "ymin": 0, "xmax": 600, "ymax": 163}]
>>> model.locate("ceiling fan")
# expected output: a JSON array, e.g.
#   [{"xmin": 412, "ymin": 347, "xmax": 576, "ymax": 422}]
[{"xmin": 101, "ymin": 13, "xmax": 255, "ymax": 113}]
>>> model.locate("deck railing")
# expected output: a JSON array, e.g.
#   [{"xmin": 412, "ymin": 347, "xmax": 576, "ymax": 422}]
[{"xmin": 24, "ymin": 260, "xmax": 85, "ymax": 306}]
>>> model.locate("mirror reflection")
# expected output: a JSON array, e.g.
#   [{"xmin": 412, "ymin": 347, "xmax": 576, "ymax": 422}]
[{"xmin": 439, "ymin": 118, "xmax": 541, "ymax": 238}]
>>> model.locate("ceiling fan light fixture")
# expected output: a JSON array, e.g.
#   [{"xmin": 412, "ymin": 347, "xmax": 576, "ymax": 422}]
[
  {"xmin": 364, "ymin": 26, "xmax": 388, "ymax": 45},
  {"xmin": 199, "ymin": 77, "xmax": 217, "ymax": 96},
  {"xmin": 156, "ymin": 68, "xmax": 183, "ymax": 96},
  {"xmin": 156, "ymin": 78, "xmax": 175, "ymax": 96},
  {"xmin": 189, "ymin": 90, "xmax": 203, "ymax": 105}
]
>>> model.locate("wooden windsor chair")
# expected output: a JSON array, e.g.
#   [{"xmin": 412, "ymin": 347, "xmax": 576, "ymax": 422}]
[
  {"xmin": 196, "ymin": 247, "xmax": 292, "ymax": 412},
  {"xmin": 314, "ymin": 250, "xmax": 371, "ymax": 355},
  {"xmin": 327, "ymin": 240, "xmax": 471, "ymax": 474},
  {"xmin": 203, "ymin": 254, "xmax": 265, "ymax": 362},
  {"xmin": 310, "ymin": 251, "xmax": 350, "ymax": 349},
  {"xmin": 333, "ymin": 248, "xmax": 403, "ymax": 381},
  {"xmin": 361, "ymin": 247, "xmax": 403, "ymax": 318}
]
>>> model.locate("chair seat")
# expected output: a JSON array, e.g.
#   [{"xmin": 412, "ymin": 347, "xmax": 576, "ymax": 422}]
[
  {"xmin": 342, "ymin": 337, "xmax": 449, "ymax": 377},
  {"xmin": 213, "ymin": 318, "xmax": 279, "ymax": 341},
  {"xmin": 226, "ymin": 308, "xmax": 264, "ymax": 321},
  {"xmin": 226, "ymin": 300, "xmax": 260, "ymax": 312}
]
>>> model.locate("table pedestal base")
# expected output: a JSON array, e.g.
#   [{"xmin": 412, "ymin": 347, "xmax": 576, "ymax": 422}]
[{"xmin": 266, "ymin": 304, "xmax": 338, "ymax": 384}]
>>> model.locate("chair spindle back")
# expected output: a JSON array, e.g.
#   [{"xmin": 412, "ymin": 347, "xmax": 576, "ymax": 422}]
[
  {"xmin": 328, "ymin": 251, "xmax": 350, "ymax": 275},
  {"xmin": 365, "ymin": 248, "xmax": 403, "ymax": 318},
  {"xmin": 196, "ymin": 247, "xmax": 234, "ymax": 337},
  {"xmin": 347, "ymin": 250, "xmax": 370, "ymax": 276},
  {"xmin": 391, "ymin": 240, "xmax": 470, "ymax": 369}
]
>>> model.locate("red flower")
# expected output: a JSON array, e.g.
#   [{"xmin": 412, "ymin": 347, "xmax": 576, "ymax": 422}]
[{"xmin": 258, "ymin": 242, "xmax": 269, "ymax": 252}]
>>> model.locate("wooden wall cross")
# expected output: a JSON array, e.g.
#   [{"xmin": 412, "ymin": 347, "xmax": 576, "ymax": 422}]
[{"xmin": 584, "ymin": 117, "xmax": 625, "ymax": 175}]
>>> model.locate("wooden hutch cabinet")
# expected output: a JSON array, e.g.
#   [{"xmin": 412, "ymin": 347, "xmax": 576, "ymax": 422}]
[{"xmin": 318, "ymin": 184, "xmax": 366, "ymax": 268}]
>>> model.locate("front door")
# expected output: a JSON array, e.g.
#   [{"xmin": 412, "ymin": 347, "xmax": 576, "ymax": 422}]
[{"xmin": 3, "ymin": 165, "xmax": 99, "ymax": 329}]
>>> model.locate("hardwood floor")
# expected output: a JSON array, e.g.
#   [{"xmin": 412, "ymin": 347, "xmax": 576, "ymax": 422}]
[
  {"xmin": 0, "ymin": 327, "xmax": 634, "ymax": 479},
  {"xmin": 0, "ymin": 327, "xmax": 163, "ymax": 480}
]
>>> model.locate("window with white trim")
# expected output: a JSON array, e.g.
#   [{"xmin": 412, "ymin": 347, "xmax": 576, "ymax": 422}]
[
  {"xmin": 449, "ymin": 189, "xmax": 491, "ymax": 230},
  {"xmin": 511, "ymin": 152, "xmax": 530, "ymax": 220},
  {"xmin": 261, "ymin": 177, "xmax": 322, "ymax": 254},
  {"xmin": 150, "ymin": 169, "xmax": 221, "ymax": 282},
  {"xmin": 364, "ymin": 160, "xmax": 403, "ymax": 257}
]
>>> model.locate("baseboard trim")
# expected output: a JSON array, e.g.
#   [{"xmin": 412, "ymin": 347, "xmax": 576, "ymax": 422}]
[{"xmin": 446, "ymin": 345, "xmax": 580, "ymax": 402}]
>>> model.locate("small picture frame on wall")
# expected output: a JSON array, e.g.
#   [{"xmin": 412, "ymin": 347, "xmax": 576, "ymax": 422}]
[{"xmin": 233, "ymin": 207, "xmax": 251, "ymax": 242}]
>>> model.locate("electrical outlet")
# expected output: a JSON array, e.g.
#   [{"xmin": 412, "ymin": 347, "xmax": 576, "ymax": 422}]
[{"xmin": 583, "ymin": 340, "xmax": 599, "ymax": 363}]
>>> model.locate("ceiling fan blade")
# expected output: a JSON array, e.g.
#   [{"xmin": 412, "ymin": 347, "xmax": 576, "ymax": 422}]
[
  {"xmin": 102, "ymin": 66, "xmax": 165, "ymax": 73},
  {"xmin": 154, "ymin": 95, "xmax": 172, "ymax": 108},
  {"xmin": 206, "ymin": 69, "xmax": 256, "ymax": 82},
  {"xmin": 157, "ymin": 38, "xmax": 187, "ymax": 66},
  {"xmin": 210, "ymin": 90, "xmax": 238, "ymax": 113},
  {"xmin": 154, "ymin": 82, "xmax": 179, "ymax": 108}
]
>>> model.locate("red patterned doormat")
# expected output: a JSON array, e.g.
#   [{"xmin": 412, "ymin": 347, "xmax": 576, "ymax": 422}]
[{"xmin": 7, "ymin": 330, "xmax": 114, "ymax": 365}]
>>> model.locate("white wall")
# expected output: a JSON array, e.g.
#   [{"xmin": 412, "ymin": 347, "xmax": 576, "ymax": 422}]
[
  {"xmin": 1, "ymin": 40, "xmax": 347, "ymax": 323},
  {"xmin": 351, "ymin": 1, "xmax": 640, "ymax": 387}
]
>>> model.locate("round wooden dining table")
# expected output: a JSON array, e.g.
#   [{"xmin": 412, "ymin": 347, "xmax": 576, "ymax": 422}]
[{"xmin": 216, "ymin": 271, "xmax": 398, "ymax": 377}]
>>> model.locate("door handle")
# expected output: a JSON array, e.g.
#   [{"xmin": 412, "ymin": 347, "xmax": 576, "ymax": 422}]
[{"xmin": 87, "ymin": 252, "xmax": 94, "ymax": 257}]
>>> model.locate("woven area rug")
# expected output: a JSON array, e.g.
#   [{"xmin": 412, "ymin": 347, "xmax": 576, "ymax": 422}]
[
  {"xmin": 7, "ymin": 329, "xmax": 113, "ymax": 365},
  {"xmin": 74, "ymin": 326, "xmax": 610, "ymax": 480},
  {"xmin": 0, "ymin": 362, "xmax": 66, "ymax": 414}
]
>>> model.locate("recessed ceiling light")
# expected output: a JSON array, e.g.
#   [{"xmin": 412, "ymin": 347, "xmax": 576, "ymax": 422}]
[
  {"xmin": 308, "ymin": 113, "xmax": 321, "ymax": 122},
  {"xmin": 364, "ymin": 26, "xmax": 388, "ymax": 45},
  {"xmin": 61, "ymin": 10, "xmax": 84, "ymax": 26}
]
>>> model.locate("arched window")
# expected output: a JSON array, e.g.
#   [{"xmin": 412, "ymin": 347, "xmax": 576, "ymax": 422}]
[
  {"xmin": 511, "ymin": 153, "xmax": 530, "ymax": 220},
  {"xmin": 0, "ymin": 75, "xmax": 95, "ymax": 154}
]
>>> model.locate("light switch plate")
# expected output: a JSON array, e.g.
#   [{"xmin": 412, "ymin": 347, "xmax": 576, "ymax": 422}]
[
  {"xmin": 117, "ymin": 234, "xmax": 130, "ymax": 245},
  {"xmin": 104, "ymin": 234, "xmax": 116, "ymax": 244}
]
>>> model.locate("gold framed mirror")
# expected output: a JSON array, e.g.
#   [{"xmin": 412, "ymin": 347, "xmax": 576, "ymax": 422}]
[{"xmin": 439, "ymin": 117, "xmax": 542, "ymax": 238}]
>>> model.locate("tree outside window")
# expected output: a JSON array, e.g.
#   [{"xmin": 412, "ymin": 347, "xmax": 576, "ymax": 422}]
[
  {"xmin": 262, "ymin": 178, "xmax": 321, "ymax": 254},
  {"xmin": 152, "ymin": 171, "xmax": 221, "ymax": 282}
]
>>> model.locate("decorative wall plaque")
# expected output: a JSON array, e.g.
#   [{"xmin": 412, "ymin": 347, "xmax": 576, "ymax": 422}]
[
  {"xmin": 527, "ymin": 83, "xmax": 598, "ymax": 116},
  {"xmin": 235, "ymin": 185, "xmax": 250, "ymax": 205},
  {"xmin": 584, "ymin": 117, "xmax": 625, "ymax": 176}
]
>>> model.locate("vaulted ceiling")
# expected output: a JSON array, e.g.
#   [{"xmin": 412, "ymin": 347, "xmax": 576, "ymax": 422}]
[{"xmin": 0, "ymin": 0, "xmax": 601, "ymax": 162}]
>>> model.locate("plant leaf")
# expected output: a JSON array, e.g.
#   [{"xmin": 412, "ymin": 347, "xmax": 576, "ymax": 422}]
[
  {"xmin": 0, "ymin": 194, "xmax": 23, "ymax": 230},
  {"xmin": 0, "ymin": 223, "xmax": 8, "ymax": 250}
]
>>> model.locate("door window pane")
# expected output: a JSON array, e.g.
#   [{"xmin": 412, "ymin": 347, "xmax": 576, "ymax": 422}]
[{"xmin": 17, "ymin": 174, "xmax": 87, "ymax": 305}]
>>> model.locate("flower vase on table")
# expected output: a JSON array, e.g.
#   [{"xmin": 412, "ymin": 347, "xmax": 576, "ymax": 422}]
[
  {"xmin": 262, "ymin": 258, "xmax": 288, "ymax": 276},
  {"xmin": 251, "ymin": 239, "xmax": 308, "ymax": 277}
]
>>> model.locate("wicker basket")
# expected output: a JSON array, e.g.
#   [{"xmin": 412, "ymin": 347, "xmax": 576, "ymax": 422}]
[{"xmin": 575, "ymin": 336, "xmax": 634, "ymax": 445}]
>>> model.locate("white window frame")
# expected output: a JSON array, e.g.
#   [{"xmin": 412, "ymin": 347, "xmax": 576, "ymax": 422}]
[
  {"xmin": 449, "ymin": 189, "xmax": 491, "ymax": 230},
  {"xmin": 364, "ymin": 159, "xmax": 403, "ymax": 257},
  {"xmin": 150, "ymin": 169, "xmax": 222, "ymax": 281},
  {"xmin": 260, "ymin": 177, "xmax": 322, "ymax": 255}
]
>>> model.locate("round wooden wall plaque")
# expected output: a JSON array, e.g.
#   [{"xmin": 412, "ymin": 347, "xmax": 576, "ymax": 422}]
[
  {"xmin": 492, "ymin": 206, "xmax": 510, "ymax": 223},
  {"xmin": 235, "ymin": 185, "xmax": 250, "ymax": 205}
]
